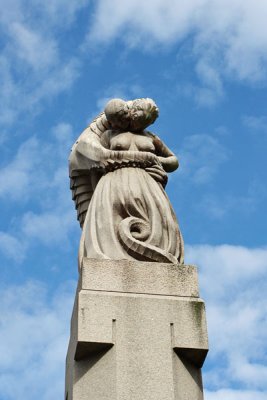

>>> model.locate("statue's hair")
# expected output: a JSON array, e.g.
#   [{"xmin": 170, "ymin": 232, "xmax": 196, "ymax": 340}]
[{"xmin": 131, "ymin": 98, "xmax": 159, "ymax": 122}]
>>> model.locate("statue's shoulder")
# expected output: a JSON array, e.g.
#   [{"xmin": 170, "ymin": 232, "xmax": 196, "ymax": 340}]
[
  {"xmin": 75, "ymin": 112, "xmax": 109, "ymax": 144},
  {"xmin": 144, "ymin": 130, "xmax": 159, "ymax": 141}
]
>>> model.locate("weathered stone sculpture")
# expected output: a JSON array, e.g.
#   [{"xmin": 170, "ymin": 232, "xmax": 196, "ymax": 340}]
[
  {"xmin": 69, "ymin": 98, "xmax": 184, "ymax": 265},
  {"xmin": 66, "ymin": 98, "xmax": 208, "ymax": 400}
]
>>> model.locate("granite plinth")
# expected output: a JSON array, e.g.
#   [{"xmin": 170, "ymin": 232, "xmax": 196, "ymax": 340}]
[{"xmin": 65, "ymin": 259, "xmax": 208, "ymax": 400}]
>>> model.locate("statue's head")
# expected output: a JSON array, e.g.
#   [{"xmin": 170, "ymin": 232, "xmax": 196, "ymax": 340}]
[
  {"xmin": 104, "ymin": 98, "xmax": 159, "ymax": 132},
  {"xmin": 104, "ymin": 99, "xmax": 130, "ymax": 130}
]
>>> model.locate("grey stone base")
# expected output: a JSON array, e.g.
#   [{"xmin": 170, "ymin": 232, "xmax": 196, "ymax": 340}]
[{"xmin": 65, "ymin": 259, "xmax": 208, "ymax": 400}]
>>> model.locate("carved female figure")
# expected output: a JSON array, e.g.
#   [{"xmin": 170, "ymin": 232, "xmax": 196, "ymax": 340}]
[{"xmin": 69, "ymin": 98, "xmax": 184, "ymax": 266}]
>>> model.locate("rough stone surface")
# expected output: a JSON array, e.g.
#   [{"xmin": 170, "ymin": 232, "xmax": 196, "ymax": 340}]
[
  {"xmin": 81, "ymin": 258, "xmax": 199, "ymax": 297},
  {"xmin": 65, "ymin": 259, "xmax": 208, "ymax": 400}
]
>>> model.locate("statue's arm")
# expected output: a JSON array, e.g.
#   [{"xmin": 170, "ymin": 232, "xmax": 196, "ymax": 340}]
[
  {"xmin": 152, "ymin": 135, "xmax": 179, "ymax": 172},
  {"xmin": 74, "ymin": 128, "xmax": 112, "ymax": 162},
  {"xmin": 75, "ymin": 129, "xmax": 157, "ymax": 166}
]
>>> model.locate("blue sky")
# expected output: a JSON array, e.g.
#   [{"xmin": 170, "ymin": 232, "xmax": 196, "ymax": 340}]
[{"xmin": 0, "ymin": 0, "xmax": 267, "ymax": 398}]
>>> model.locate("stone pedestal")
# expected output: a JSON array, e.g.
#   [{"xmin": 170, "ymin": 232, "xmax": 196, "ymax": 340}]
[{"xmin": 65, "ymin": 259, "xmax": 208, "ymax": 400}]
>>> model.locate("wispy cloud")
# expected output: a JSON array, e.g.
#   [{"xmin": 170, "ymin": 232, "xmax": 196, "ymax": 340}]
[
  {"xmin": 0, "ymin": 0, "xmax": 85, "ymax": 127},
  {"xmin": 0, "ymin": 137, "xmax": 47, "ymax": 201},
  {"xmin": 242, "ymin": 115, "xmax": 267, "ymax": 135},
  {"xmin": 85, "ymin": 82, "xmax": 145, "ymax": 123},
  {"xmin": 0, "ymin": 232, "xmax": 26, "ymax": 262},
  {"xmin": 0, "ymin": 280, "xmax": 75, "ymax": 400},
  {"xmin": 21, "ymin": 210, "xmax": 75, "ymax": 247},
  {"xmin": 177, "ymin": 133, "xmax": 229, "ymax": 184},
  {"xmin": 206, "ymin": 389, "xmax": 267, "ymax": 400},
  {"xmin": 198, "ymin": 179, "xmax": 267, "ymax": 219},
  {"xmin": 86, "ymin": 0, "xmax": 267, "ymax": 104},
  {"xmin": 178, "ymin": 60, "xmax": 225, "ymax": 107},
  {"xmin": 10, "ymin": 22, "xmax": 58, "ymax": 71},
  {"xmin": 95, "ymin": 83, "xmax": 144, "ymax": 111},
  {"xmin": 0, "ymin": 123, "xmax": 78, "ymax": 260}
]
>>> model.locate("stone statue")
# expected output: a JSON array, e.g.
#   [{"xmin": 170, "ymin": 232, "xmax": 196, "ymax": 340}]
[
  {"xmin": 66, "ymin": 99, "xmax": 208, "ymax": 400},
  {"xmin": 69, "ymin": 98, "xmax": 184, "ymax": 266}
]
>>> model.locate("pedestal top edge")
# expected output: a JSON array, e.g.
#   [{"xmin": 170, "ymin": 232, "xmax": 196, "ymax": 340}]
[
  {"xmin": 80, "ymin": 258, "xmax": 199, "ymax": 298},
  {"xmin": 82, "ymin": 257, "xmax": 198, "ymax": 270}
]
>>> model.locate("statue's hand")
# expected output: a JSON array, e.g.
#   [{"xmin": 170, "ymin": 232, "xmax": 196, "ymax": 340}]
[
  {"xmin": 145, "ymin": 164, "xmax": 168, "ymax": 187},
  {"xmin": 130, "ymin": 151, "xmax": 159, "ymax": 166},
  {"xmin": 157, "ymin": 155, "xmax": 179, "ymax": 172}
]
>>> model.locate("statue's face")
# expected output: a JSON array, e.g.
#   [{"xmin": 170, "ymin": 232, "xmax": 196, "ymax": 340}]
[
  {"xmin": 130, "ymin": 110, "xmax": 149, "ymax": 131},
  {"xmin": 131, "ymin": 110, "xmax": 144, "ymax": 120},
  {"xmin": 111, "ymin": 117, "xmax": 130, "ymax": 130}
]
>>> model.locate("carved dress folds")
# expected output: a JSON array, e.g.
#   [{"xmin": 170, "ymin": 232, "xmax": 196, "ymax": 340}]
[{"xmin": 70, "ymin": 123, "xmax": 184, "ymax": 265}]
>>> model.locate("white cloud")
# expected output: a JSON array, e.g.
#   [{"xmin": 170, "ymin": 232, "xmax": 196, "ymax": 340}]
[
  {"xmin": 0, "ymin": 232, "xmax": 26, "ymax": 262},
  {"xmin": 186, "ymin": 244, "xmax": 267, "ymax": 393},
  {"xmin": 187, "ymin": 244, "xmax": 267, "ymax": 300},
  {"xmin": 242, "ymin": 115, "xmax": 267, "ymax": 135},
  {"xmin": 0, "ymin": 48, "xmax": 79, "ymax": 126},
  {"xmin": 10, "ymin": 22, "xmax": 58, "ymax": 71},
  {"xmin": 0, "ymin": 126, "xmax": 78, "ymax": 257},
  {"xmin": 206, "ymin": 389, "xmax": 267, "ymax": 400},
  {"xmin": 0, "ymin": 125, "xmax": 74, "ymax": 202},
  {"xmin": 178, "ymin": 57, "xmax": 225, "ymax": 107},
  {"xmin": 33, "ymin": 0, "xmax": 89, "ymax": 26},
  {"xmin": 87, "ymin": 0, "xmax": 267, "ymax": 102},
  {"xmin": 88, "ymin": 0, "xmax": 206, "ymax": 45},
  {"xmin": 0, "ymin": 0, "xmax": 83, "ymax": 126},
  {"xmin": 0, "ymin": 0, "xmax": 88, "ymax": 32},
  {"xmin": 21, "ymin": 210, "xmax": 76, "ymax": 246},
  {"xmin": 0, "ymin": 137, "xmax": 43, "ymax": 200},
  {"xmin": 52, "ymin": 122, "xmax": 73, "ymax": 144},
  {"xmin": 0, "ymin": 280, "xmax": 75, "ymax": 400}
]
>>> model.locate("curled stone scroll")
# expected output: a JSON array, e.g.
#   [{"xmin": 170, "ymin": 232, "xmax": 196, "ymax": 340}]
[{"xmin": 69, "ymin": 98, "xmax": 184, "ymax": 267}]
